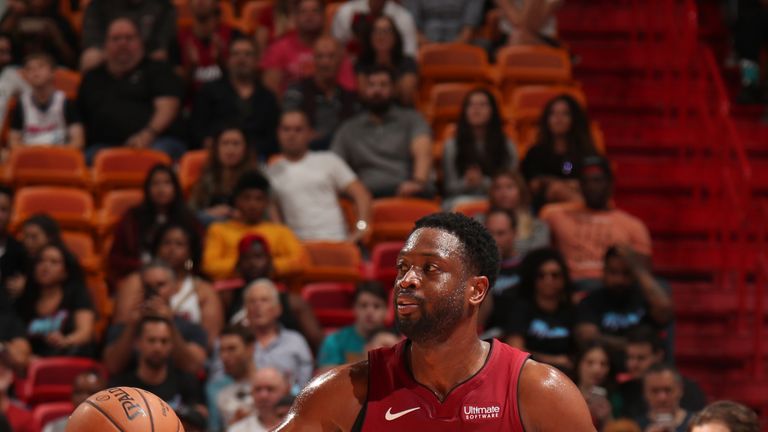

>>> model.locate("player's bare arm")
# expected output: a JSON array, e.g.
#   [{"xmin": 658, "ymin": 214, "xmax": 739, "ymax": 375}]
[
  {"xmin": 273, "ymin": 361, "xmax": 369, "ymax": 432},
  {"xmin": 519, "ymin": 360, "xmax": 596, "ymax": 432}
]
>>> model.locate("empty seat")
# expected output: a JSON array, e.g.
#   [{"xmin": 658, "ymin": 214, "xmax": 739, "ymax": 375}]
[
  {"xmin": 18, "ymin": 357, "xmax": 106, "ymax": 405},
  {"xmin": 494, "ymin": 46, "xmax": 573, "ymax": 99},
  {"xmin": 91, "ymin": 148, "xmax": 170, "ymax": 197},
  {"xmin": 53, "ymin": 69, "xmax": 81, "ymax": 100},
  {"xmin": 31, "ymin": 401, "xmax": 74, "ymax": 432},
  {"xmin": 61, "ymin": 231, "xmax": 101, "ymax": 276},
  {"xmin": 302, "ymin": 282, "xmax": 356, "ymax": 328},
  {"xmin": 178, "ymin": 149, "xmax": 208, "ymax": 197},
  {"xmin": 418, "ymin": 43, "xmax": 492, "ymax": 103},
  {"xmin": 302, "ymin": 241, "xmax": 362, "ymax": 283},
  {"xmin": 11, "ymin": 187, "xmax": 95, "ymax": 233},
  {"xmin": 370, "ymin": 198, "xmax": 441, "ymax": 245},
  {"xmin": 5, "ymin": 147, "xmax": 89, "ymax": 188}
]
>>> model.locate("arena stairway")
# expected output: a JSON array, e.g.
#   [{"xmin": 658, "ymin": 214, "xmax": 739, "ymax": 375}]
[{"xmin": 558, "ymin": 0, "xmax": 768, "ymax": 424}]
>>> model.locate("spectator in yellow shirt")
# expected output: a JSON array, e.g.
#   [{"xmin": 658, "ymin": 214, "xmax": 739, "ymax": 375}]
[{"xmin": 203, "ymin": 170, "xmax": 307, "ymax": 280}]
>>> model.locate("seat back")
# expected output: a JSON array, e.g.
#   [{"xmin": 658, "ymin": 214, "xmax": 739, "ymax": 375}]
[
  {"xmin": 31, "ymin": 402, "xmax": 74, "ymax": 432},
  {"xmin": 452, "ymin": 200, "xmax": 490, "ymax": 218},
  {"xmin": 53, "ymin": 69, "xmax": 81, "ymax": 100},
  {"xmin": 370, "ymin": 198, "xmax": 441, "ymax": 245},
  {"xmin": 11, "ymin": 187, "xmax": 95, "ymax": 233},
  {"xmin": 418, "ymin": 43, "xmax": 491, "ymax": 103},
  {"xmin": 495, "ymin": 46, "xmax": 572, "ymax": 97},
  {"xmin": 21, "ymin": 357, "xmax": 106, "ymax": 405},
  {"xmin": 301, "ymin": 282, "xmax": 356, "ymax": 327},
  {"xmin": 92, "ymin": 148, "xmax": 171, "ymax": 196},
  {"xmin": 95, "ymin": 189, "xmax": 143, "ymax": 237},
  {"xmin": 61, "ymin": 231, "xmax": 101, "ymax": 275},
  {"xmin": 6, "ymin": 147, "xmax": 88, "ymax": 188},
  {"xmin": 368, "ymin": 241, "xmax": 405, "ymax": 288},
  {"xmin": 302, "ymin": 241, "xmax": 362, "ymax": 283},
  {"xmin": 239, "ymin": 1, "xmax": 273, "ymax": 34},
  {"xmin": 178, "ymin": 149, "xmax": 208, "ymax": 197},
  {"xmin": 508, "ymin": 85, "xmax": 587, "ymax": 130}
]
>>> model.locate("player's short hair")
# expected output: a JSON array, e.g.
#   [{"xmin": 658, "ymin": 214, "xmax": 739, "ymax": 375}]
[
  {"xmin": 687, "ymin": 401, "xmax": 760, "ymax": 432},
  {"xmin": 413, "ymin": 212, "xmax": 500, "ymax": 288}
]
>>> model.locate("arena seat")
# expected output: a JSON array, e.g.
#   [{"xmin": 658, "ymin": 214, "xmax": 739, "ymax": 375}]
[
  {"xmin": 31, "ymin": 402, "xmax": 74, "ymax": 432},
  {"xmin": 417, "ymin": 43, "xmax": 492, "ymax": 104},
  {"xmin": 301, "ymin": 241, "xmax": 362, "ymax": 283},
  {"xmin": 451, "ymin": 200, "xmax": 489, "ymax": 219},
  {"xmin": 94, "ymin": 189, "xmax": 143, "ymax": 238},
  {"xmin": 364, "ymin": 241, "xmax": 405, "ymax": 288},
  {"xmin": 369, "ymin": 198, "xmax": 441, "ymax": 245},
  {"xmin": 10, "ymin": 186, "xmax": 95, "ymax": 233},
  {"xmin": 494, "ymin": 45, "xmax": 573, "ymax": 101},
  {"xmin": 61, "ymin": 231, "xmax": 101, "ymax": 276},
  {"xmin": 5, "ymin": 147, "xmax": 89, "ymax": 188},
  {"xmin": 507, "ymin": 85, "xmax": 587, "ymax": 132},
  {"xmin": 178, "ymin": 149, "xmax": 208, "ymax": 197},
  {"xmin": 301, "ymin": 282, "xmax": 356, "ymax": 328},
  {"xmin": 53, "ymin": 69, "xmax": 81, "ymax": 100},
  {"xmin": 19, "ymin": 357, "xmax": 106, "ymax": 405},
  {"xmin": 91, "ymin": 148, "xmax": 170, "ymax": 198},
  {"xmin": 239, "ymin": 0, "xmax": 273, "ymax": 34}
]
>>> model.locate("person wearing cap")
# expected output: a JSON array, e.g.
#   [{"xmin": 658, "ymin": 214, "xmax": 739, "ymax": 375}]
[
  {"xmin": 540, "ymin": 155, "xmax": 652, "ymax": 283},
  {"xmin": 202, "ymin": 170, "xmax": 308, "ymax": 281},
  {"xmin": 266, "ymin": 109, "xmax": 372, "ymax": 243}
]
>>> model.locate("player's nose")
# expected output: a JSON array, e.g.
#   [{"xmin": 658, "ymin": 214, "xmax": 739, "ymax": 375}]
[{"xmin": 397, "ymin": 266, "xmax": 421, "ymax": 290}]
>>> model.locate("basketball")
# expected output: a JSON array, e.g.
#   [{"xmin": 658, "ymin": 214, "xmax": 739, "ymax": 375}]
[{"xmin": 65, "ymin": 387, "xmax": 185, "ymax": 432}]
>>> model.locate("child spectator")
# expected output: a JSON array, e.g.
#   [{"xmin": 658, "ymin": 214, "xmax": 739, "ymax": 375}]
[
  {"xmin": 317, "ymin": 282, "xmax": 388, "ymax": 372},
  {"xmin": 355, "ymin": 15, "xmax": 418, "ymax": 106},
  {"xmin": 443, "ymin": 88, "xmax": 517, "ymax": 209},
  {"xmin": 9, "ymin": 53, "xmax": 83, "ymax": 149}
]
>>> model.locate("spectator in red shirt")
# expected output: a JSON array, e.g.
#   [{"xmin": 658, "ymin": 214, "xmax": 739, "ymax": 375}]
[
  {"xmin": 261, "ymin": 0, "xmax": 356, "ymax": 95},
  {"xmin": 175, "ymin": 0, "xmax": 240, "ymax": 102}
]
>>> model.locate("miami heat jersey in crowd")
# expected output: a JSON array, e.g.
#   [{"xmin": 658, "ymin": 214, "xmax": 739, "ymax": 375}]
[{"xmin": 355, "ymin": 339, "xmax": 530, "ymax": 431}]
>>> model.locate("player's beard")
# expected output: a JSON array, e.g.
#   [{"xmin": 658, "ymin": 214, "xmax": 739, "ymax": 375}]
[{"xmin": 396, "ymin": 285, "xmax": 466, "ymax": 345}]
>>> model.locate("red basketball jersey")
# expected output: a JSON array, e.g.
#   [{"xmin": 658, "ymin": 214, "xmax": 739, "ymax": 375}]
[{"xmin": 358, "ymin": 339, "xmax": 530, "ymax": 431}]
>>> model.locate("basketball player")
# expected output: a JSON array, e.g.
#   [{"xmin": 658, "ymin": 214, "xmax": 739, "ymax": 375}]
[{"xmin": 274, "ymin": 213, "xmax": 595, "ymax": 431}]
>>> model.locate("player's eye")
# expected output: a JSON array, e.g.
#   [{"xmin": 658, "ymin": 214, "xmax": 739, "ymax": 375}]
[{"xmin": 425, "ymin": 263, "xmax": 439, "ymax": 273}]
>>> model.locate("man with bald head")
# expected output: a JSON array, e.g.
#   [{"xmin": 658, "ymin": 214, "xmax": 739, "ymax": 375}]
[
  {"xmin": 283, "ymin": 36, "xmax": 359, "ymax": 150},
  {"xmin": 77, "ymin": 17, "xmax": 185, "ymax": 164},
  {"xmin": 243, "ymin": 279, "xmax": 313, "ymax": 389},
  {"xmin": 229, "ymin": 367, "xmax": 291, "ymax": 432}
]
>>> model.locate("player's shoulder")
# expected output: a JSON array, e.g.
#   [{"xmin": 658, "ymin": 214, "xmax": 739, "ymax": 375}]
[
  {"xmin": 518, "ymin": 360, "xmax": 596, "ymax": 432},
  {"xmin": 278, "ymin": 361, "xmax": 368, "ymax": 431}
]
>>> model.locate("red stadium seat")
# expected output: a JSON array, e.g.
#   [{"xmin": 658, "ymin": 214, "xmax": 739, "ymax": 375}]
[
  {"xmin": 19, "ymin": 357, "xmax": 106, "ymax": 405},
  {"xmin": 302, "ymin": 282, "xmax": 356, "ymax": 328},
  {"xmin": 365, "ymin": 241, "xmax": 405, "ymax": 289},
  {"xmin": 31, "ymin": 402, "xmax": 74, "ymax": 432}
]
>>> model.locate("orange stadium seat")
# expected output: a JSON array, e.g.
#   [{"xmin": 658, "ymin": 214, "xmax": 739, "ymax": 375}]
[
  {"xmin": 370, "ymin": 198, "xmax": 441, "ymax": 245},
  {"xmin": 452, "ymin": 200, "xmax": 490, "ymax": 218},
  {"xmin": 178, "ymin": 149, "xmax": 208, "ymax": 197},
  {"xmin": 424, "ymin": 83, "xmax": 506, "ymax": 135},
  {"xmin": 94, "ymin": 189, "xmax": 143, "ymax": 238},
  {"xmin": 301, "ymin": 241, "xmax": 362, "ymax": 283},
  {"xmin": 417, "ymin": 43, "xmax": 492, "ymax": 104},
  {"xmin": 10, "ymin": 187, "xmax": 95, "ymax": 233},
  {"xmin": 31, "ymin": 402, "xmax": 74, "ymax": 432},
  {"xmin": 18, "ymin": 357, "xmax": 106, "ymax": 405},
  {"xmin": 61, "ymin": 231, "xmax": 101, "ymax": 276},
  {"xmin": 494, "ymin": 46, "xmax": 573, "ymax": 100},
  {"xmin": 507, "ymin": 85, "xmax": 587, "ymax": 132},
  {"xmin": 5, "ymin": 147, "xmax": 89, "ymax": 188},
  {"xmin": 53, "ymin": 69, "xmax": 81, "ymax": 100},
  {"xmin": 86, "ymin": 273, "xmax": 113, "ymax": 334},
  {"xmin": 91, "ymin": 148, "xmax": 170, "ymax": 197},
  {"xmin": 301, "ymin": 282, "xmax": 356, "ymax": 328}
]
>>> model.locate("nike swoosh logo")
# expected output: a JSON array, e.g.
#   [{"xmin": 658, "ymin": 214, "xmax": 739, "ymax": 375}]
[{"xmin": 385, "ymin": 407, "xmax": 421, "ymax": 421}]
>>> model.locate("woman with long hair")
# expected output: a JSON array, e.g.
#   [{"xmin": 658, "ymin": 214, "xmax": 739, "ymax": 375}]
[
  {"xmin": 190, "ymin": 125, "xmax": 257, "ymax": 225},
  {"xmin": 488, "ymin": 170, "xmax": 549, "ymax": 256},
  {"xmin": 108, "ymin": 164, "xmax": 199, "ymax": 284},
  {"xmin": 355, "ymin": 15, "xmax": 418, "ymax": 106},
  {"xmin": 443, "ymin": 88, "xmax": 517, "ymax": 208},
  {"xmin": 113, "ymin": 223, "xmax": 223, "ymax": 347},
  {"xmin": 521, "ymin": 94, "xmax": 598, "ymax": 207},
  {"xmin": 504, "ymin": 248, "xmax": 575, "ymax": 372},
  {"xmin": 574, "ymin": 341, "xmax": 621, "ymax": 430},
  {"xmin": 17, "ymin": 243, "xmax": 95, "ymax": 357},
  {"xmin": 20, "ymin": 213, "xmax": 62, "ymax": 259}
]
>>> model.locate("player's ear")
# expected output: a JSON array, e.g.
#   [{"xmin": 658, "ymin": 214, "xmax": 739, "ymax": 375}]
[{"xmin": 468, "ymin": 275, "xmax": 490, "ymax": 306}]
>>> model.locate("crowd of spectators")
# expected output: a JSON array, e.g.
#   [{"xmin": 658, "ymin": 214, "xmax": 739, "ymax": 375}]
[{"xmin": 0, "ymin": 0, "xmax": 760, "ymax": 431}]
